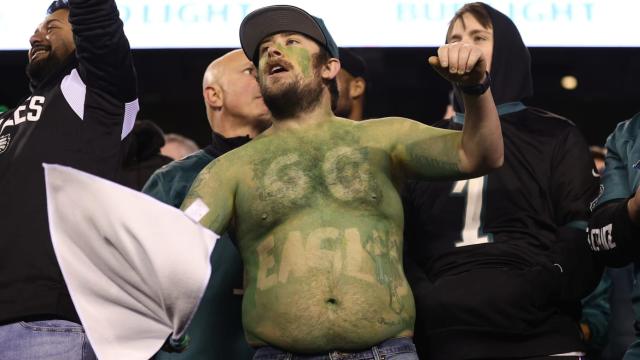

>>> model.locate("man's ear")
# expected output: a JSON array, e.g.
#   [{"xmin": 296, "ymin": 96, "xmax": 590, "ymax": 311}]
[
  {"xmin": 349, "ymin": 77, "xmax": 366, "ymax": 99},
  {"xmin": 321, "ymin": 58, "xmax": 341, "ymax": 81},
  {"xmin": 203, "ymin": 85, "xmax": 223, "ymax": 108}
]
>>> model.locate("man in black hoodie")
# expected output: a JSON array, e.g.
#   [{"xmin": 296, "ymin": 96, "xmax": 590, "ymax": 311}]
[
  {"xmin": 403, "ymin": 3, "xmax": 601, "ymax": 359},
  {"xmin": 0, "ymin": 0, "xmax": 137, "ymax": 358}
]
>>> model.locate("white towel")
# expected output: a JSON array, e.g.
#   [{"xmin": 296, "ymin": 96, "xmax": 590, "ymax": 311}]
[{"xmin": 44, "ymin": 164, "xmax": 218, "ymax": 360}]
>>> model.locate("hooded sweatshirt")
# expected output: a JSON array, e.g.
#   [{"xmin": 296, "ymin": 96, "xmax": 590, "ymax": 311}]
[{"xmin": 403, "ymin": 3, "xmax": 600, "ymax": 359}]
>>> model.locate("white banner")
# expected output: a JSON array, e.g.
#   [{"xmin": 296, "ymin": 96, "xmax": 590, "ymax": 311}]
[{"xmin": 2, "ymin": 0, "xmax": 638, "ymax": 50}]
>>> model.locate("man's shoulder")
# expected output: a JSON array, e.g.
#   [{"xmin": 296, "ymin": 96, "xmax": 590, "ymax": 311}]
[
  {"xmin": 356, "ymin": 116, "xmax": 413, "ymax": 126},
  {"xmin": 607, "ymin": 113, "xmax": 640, "ymax": 145},
  {"xmin": 154, "ymin": 150, "xmax": 214, "ymax": 179},
  {"xmin": 518, "ymin": 107, "xmax": 576, "ymax": 128},
  {"xmin": 505, "ymin": 107, "xmax": 581, "ymax": 144}
]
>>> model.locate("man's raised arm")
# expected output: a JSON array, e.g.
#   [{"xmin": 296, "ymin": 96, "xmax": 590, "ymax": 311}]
[
  {"xmin": 369, "ymin": 43, "xmax": 502, "ymax": 182},
  {"xmin": 430, "ymin": 42, "xmax": 503, "ymax": 176},
  {"xmin": 69, "ymin": 0, "xmax": 136, "ymax": 102}
]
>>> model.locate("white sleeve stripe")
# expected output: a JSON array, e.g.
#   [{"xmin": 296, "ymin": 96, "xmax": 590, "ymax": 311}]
[
  {"xmin": 60, "ymin": 68, "xmax": 86, "ymax": 120},
  {"xmin": 122, "ymin": 99, "xmax": 139, "ymax": 140},
  {"xmin": 61, "ymin": 68, "xmax": 138, "ymax": 140}
]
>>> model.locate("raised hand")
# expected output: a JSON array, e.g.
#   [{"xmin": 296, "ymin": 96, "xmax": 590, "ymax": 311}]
[{"xmin": 429, "ymin": 42, "xmax": 487, "ymax": 87}]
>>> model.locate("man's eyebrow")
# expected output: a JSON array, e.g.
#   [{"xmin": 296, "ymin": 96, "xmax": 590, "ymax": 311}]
[
  {"xmin": 259, "ymin": 32, "xmax": 301, "ymax": 46},
  {"xmin": 45, "ymin": 19, "xmax": 64, "ymax": 27},
  {"xmin": 259, "ymin": 35, "xmax": 274, "ymax": 47},
  {"xmin": 469, "ymin": 29, "xmax": 491, "ymax": 36}
]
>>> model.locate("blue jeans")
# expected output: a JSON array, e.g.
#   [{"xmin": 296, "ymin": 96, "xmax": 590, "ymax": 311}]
[
  {"xmin": 0, "ymin": 320, "xmax": 97, "ymax": 360},
  {"xmin": 253, "ymin": 337, "xmax": 418, "ymax": 360}
]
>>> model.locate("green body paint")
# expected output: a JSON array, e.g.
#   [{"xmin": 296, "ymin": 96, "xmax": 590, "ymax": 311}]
[{"xmin": 183, "ymin": 117, "xmax": 464, "ymax": 353}]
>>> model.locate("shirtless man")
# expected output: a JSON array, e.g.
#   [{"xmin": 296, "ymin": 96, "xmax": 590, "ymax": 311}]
[{"xmin": 181, "ymin": 5, "xmax": 502, "ymax": 358}]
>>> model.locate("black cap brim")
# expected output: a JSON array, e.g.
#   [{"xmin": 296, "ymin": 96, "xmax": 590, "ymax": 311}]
[{"xmin": 240, "ymin": 5, "xmax": 335, "ymax": 66}]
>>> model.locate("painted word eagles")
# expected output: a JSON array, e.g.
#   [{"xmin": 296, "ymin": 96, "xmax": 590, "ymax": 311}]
[{"xmin": 257, "ymin": 227, "xmax": 398, "ymax": 291}]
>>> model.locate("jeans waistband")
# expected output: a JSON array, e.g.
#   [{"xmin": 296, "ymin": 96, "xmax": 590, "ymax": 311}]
[{"xmin": 253, "ymin": 337, "xmax": 416, "ymax": 360}]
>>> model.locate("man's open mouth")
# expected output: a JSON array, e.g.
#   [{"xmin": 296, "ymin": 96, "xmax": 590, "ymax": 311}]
[
  {"xmin": 30, "ymin": 46, "xmax": 50, "ymax": 61},
  {"xmin": 267, "ymin": 60, "xmax": 292, "ymax": 76}
]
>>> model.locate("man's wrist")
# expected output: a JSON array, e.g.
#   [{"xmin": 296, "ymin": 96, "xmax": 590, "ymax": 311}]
[{"xmin": 459, "ymin": 71, "xmax": 491, "ymax": 96}]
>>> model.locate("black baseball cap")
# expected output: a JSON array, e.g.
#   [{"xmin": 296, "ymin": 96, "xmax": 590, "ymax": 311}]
[
  {"xmin": 239, "ymin": 5, "xmax": 340, "ymax": 67},
  {"xmin": 339, "ymin": 48, "xmax": 367, "ymax": 79}
]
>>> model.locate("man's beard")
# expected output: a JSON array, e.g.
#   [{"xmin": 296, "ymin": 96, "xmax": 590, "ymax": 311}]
[
  {"xmin": 260, "ymin": 69, "xmax": 324, "ymax": 121},
  {"xmin": 26, "ymin": 52, "xmax": 65, "ymax": 85}
]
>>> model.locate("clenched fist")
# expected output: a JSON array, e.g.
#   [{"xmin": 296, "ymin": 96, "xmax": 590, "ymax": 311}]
[{"xmin": 429, "ymin": 42, "xmax": 487, "ymax": 87}]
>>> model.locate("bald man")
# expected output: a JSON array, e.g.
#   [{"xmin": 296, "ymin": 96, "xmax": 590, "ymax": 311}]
[{"xmin": 143, "ymin": 49, "xmax": 271, "ymax": 359}]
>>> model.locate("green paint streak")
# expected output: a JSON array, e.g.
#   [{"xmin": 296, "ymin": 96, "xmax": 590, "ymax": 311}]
[
  {"xmin": 270, "ymin": 43, "xmax": 312, "ymax": 78},
  {"xmin": 361, "ymin": 229, "xmax": 407, "ymax": 315}
]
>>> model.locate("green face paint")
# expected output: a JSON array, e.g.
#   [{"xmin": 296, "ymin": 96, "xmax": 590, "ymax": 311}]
[
  {"xmin": 281, "ymin": 45, "xmax": 312, "ymax": 78},
  {"xmin": 258, "ymin": 41, "xmax": 314, "ymax": 79}
]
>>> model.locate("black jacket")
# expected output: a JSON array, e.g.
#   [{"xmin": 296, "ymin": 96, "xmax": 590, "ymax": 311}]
[
  {"xmin": 118, "ymin": 121, "xmax": 173, "ymax": 191},
  {"xmin": 0, "ymin": 0, "xmax": 137, "ymax": 324},
  {"xmin": 403, "ymin": 3, "xmax": 600, "ymax": 359}
]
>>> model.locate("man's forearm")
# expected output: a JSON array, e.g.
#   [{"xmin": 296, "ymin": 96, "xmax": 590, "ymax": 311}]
[
  {"xmin": 589, "ymin": 199, "xmax": 640, "ymax": 267},
  {"xmin": 69, "ymin": 0, "xmax": 137, "ymax": 102},
  {"xmin": 458, "ymin": 88, "xmax": 503, "ymax": 176}
]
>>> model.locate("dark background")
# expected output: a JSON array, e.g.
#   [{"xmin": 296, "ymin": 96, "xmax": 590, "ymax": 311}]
[{"xmin": 1, "ymin": 47, "xmax": 638, "ymax": 146}]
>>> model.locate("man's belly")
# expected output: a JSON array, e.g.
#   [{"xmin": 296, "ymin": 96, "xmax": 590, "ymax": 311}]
[
  {"xmin": 243, "ymin": 274, "xmax": 414, "ymax": 353},
  {"xmin": 240, "ymin": 225, "xmax": 415, "ymax": 353}
]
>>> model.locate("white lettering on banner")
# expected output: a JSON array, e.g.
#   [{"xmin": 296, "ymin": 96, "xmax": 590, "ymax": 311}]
[
  {"xmin": 5, "ymin": 1, "xmax": 640, "ymax": 49},
  {"xmin": 0, "ymin": 0, "xmax": 640, "ymax": 50},
  {"xmin": 396, "ymin": 1, "xmax": 594, "ymax": 22},
  {"xmin": 119, "ymin": 3, "xmax": 251, "ymax": 24}
]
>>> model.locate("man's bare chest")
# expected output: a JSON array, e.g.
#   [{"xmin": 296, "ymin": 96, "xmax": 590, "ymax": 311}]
[{"xmin": 236, "ymin": 143, "xmax": 390, "ymax": 225}]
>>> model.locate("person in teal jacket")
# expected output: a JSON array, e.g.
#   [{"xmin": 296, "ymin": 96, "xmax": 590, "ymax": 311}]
[
  {"xmin": 588, "ymin": 112, "xmax": 640, "ymax": 359},
  {"xmin": 143, "ymin": 49, "xmax": 271, "ymax": 359}
]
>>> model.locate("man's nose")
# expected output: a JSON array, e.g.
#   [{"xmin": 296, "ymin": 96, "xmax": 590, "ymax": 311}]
[
  {"xmin": 30, "ymin": 29, "xmax": 45, "ymax": 47},
  {"xmin": 267, "ymin": 45, "xmax": 283, "ymax": 58}
]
